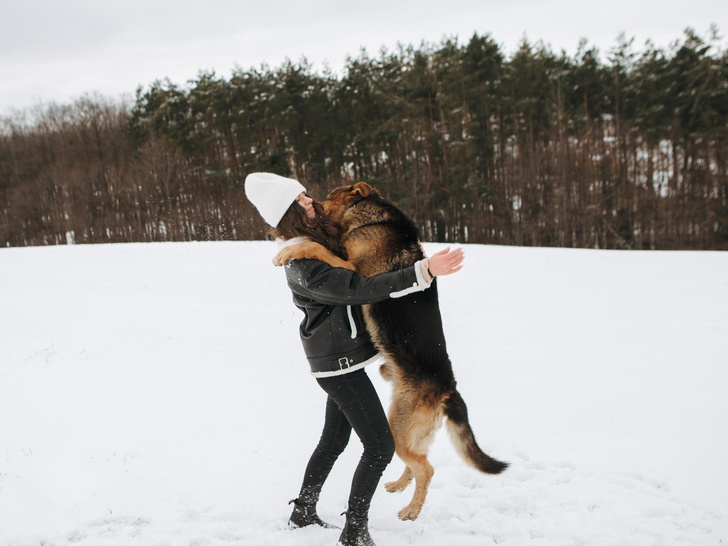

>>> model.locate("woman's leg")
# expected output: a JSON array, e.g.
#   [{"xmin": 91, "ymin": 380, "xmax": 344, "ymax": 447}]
[
  {"xmin": 316, "ymin": 370, "xmax": 395, "ymax": 519},
  {"xmin": 290, "ymin": 394, "xmax": 351, "ymax": 528},
  {"xmin": 295, "ymin": 394, "xmax": 352, "ymax": 507}
]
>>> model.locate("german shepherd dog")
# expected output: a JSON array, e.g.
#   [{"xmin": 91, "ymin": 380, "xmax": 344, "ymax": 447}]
[{"xmin": 274, "ymin": 182, "xmax": 507, "ymax": 520}]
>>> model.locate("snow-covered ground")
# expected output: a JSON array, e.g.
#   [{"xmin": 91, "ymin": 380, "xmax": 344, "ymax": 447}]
[{"xmin": 1, "ymin": 241, "xmax": 727, "ymax": 546}]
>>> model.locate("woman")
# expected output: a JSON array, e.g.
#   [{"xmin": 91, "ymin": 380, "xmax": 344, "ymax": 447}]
[{"xmin": 245, "ymin": 172, "xmax": 464, "ymax": 546}]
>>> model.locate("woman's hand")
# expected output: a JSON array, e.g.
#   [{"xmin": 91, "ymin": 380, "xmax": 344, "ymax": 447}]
[{"xmin": 427, "ymin": 246, "xmax": 465, "ymax": 277}]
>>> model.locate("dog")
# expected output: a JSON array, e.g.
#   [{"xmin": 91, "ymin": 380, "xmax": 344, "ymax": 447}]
[{"xmin": 274, "ymin": 182, "xmax": 507, "ymax": 520}]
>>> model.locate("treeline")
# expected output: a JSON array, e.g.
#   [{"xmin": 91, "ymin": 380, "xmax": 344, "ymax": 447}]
[{"xmin": 1, "ymin": 29, "xmax": 727, "ymax": 249}]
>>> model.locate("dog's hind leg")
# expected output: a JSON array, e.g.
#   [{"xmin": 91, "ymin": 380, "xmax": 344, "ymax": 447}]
[
  {"xmin": 385, "ymin": 465, "xmax": 413, "ymax": 492},
  {"xmin": 384, "ymin": 395, "xmax": 415, "ymax": 493},
  {"xmin": 388, "ymin": 399, "xmax": 440, "ymax": 520},
  {"xmin": 395, "ymin": 450, "xmax": 434, "ymax": 521}
]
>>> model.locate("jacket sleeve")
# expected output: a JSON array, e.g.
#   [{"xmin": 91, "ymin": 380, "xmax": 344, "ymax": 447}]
[{"xmin": 285, "ymin": 258, "xmax": 431, "ymax": 306}]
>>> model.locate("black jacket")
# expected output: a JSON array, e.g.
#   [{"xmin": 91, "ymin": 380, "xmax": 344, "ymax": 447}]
[{"xmin": 284, "ymin": 257, "xmax": 430, "ymax": 377}]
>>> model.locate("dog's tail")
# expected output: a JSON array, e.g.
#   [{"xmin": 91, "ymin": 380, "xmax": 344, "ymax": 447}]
[{"xmin": 443, "ymin": 390, "xmax": 508, "ymax": 474}]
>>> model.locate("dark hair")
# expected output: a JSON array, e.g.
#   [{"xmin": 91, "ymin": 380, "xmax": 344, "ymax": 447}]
[{"xmin": 270, "ymin": 199, "xmax": 347, "ymax": 259}]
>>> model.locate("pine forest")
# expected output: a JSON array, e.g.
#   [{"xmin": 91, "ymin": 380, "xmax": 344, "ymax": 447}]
[{"xmin": 1, "ymin": 29, "xmax": 727, "ymax": 249}]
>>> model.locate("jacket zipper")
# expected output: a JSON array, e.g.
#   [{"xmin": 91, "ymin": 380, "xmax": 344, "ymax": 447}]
[{"xmin": 346, "ymin": 305, "xmax": 358, "ymax": 339}]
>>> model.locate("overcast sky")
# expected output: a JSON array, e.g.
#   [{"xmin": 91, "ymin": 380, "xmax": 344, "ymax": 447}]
[{"xmin": 1, "ymin": 0, "xmax": 726, "ymax": 115}]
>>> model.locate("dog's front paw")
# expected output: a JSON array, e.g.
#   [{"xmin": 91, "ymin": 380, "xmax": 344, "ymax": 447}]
[
  {"xmin": 272, "ymin": 251, "xmax": 287, "ymax": 267},
  {"xmin": 272, "ymin": 245, "xmax": 302, "ymax": 266},
  {"xmin": 272, "ymin": 241, "xmax": 356, "ymax": 271}
]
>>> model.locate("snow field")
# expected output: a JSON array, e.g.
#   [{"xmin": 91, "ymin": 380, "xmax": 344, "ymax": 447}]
[{"xmin": 1, "ymin": 242, "xmax": 726, "ymax": 545}]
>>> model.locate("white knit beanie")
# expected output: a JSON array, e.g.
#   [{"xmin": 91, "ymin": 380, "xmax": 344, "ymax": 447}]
[{"xmin": 245, "ymin": 172, "xmax": 306, "ymax": 227}]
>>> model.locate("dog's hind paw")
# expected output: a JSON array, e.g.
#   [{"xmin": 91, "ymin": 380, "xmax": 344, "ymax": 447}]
[
  {"xmin": 385, "ymin": 480, "xmax": 407, "ymax": 493},
  {"xmin": 397, "ymin": 504, "xmax": 423, "ymax": 521},
  {"xmin": 385, "ymin": 467, "xmax": 413, "ymax": 492}
]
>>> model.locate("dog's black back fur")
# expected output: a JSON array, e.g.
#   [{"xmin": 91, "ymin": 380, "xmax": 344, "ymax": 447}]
[{"xmin": 342, "ymin": 193, "xmax": 457, "ymax": 391}]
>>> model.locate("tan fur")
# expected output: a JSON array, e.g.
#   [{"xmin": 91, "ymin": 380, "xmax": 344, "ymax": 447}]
[
  {"xmin": 361, "ymin": 303, "xmax": 444, "ymax": 519},
  {"xmin": 374, "ymin": 353, "xmax": 446, "ymax": 519}
]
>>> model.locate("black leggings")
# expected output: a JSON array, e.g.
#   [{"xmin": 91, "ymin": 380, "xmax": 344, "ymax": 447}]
[{"xmin": 297, "ymin": 369, "xmax": 395, "ymax": 518}]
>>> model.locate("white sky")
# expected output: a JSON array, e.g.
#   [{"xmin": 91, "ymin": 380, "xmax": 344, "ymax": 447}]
[{"xmin": 1, "ymin": 0, "xmax": 726, "ymax": 115}]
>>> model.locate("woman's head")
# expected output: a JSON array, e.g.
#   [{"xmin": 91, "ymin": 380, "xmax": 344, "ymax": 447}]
[
  {"xmin": 245, "ymin": 172, "xmax": 306, "ymax": 227},
  {"xmin": 271, "ymin": 197, "xmax": 346, "ymax": 258},
  {"xmin": 245, "ymin": 172, "xmax": 346, "ymax": 258}
]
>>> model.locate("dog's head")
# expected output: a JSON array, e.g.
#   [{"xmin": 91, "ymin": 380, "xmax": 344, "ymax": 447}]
[
  {"xmin": 324, "ymin": 182, "xmax": 375, "ymax": 224},
  {"xmin": 324, "ymin": 181, "xmax": 422, "ymax": 270}
]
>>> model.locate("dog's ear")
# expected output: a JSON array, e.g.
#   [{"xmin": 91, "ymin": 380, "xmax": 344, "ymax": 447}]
[
  {"xmin": 273, "ymin": 241, "xmax": 356, "ymax": 271},
  {"xmin": 352, "ymin": 182, "xmax": 373, "ymax": 198}
]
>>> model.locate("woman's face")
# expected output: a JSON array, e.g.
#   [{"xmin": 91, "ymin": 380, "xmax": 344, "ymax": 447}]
[{"xmin": 296, "ymin": 193, "xmax": 316, "ymax": 220}]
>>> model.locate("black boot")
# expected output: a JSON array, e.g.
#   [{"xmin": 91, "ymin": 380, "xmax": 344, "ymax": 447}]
[
  {"xmin": 336, "ymin": 512, "xmax": 376, "ymax": 546},
  {"xmin": 287, "ymin": 498, "xmax": 340, "ymax": 529}
]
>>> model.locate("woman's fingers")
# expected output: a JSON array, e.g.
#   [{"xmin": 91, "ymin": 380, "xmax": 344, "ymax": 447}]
[{"xmin": 428, "ymin": 247, "xmax": 465, "ymax": 277}]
